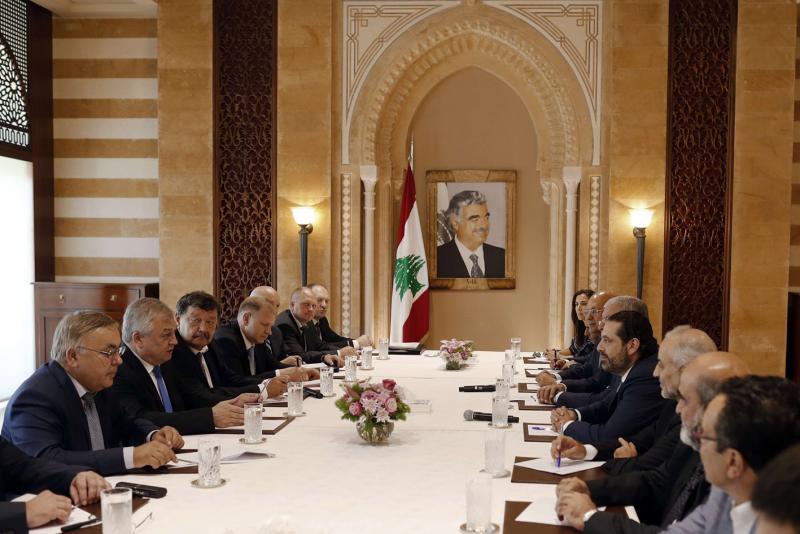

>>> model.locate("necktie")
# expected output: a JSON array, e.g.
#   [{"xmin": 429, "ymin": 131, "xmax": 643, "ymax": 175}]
[
  {"xmin": 469, "ymin": 254, "xmax": 484, "ymax": 277},
  {"xmin": 152, "ymin": 365, "xmax": 174, "ymax": 413},
  {"xmin": 662, "ymin": 462, "xmax": 705, "ymax": 525},
  {"xmin": 247, "ymin": 346, "xmax": 256, "ymax": 375},
  {"xmin": 198, "ymin": 352, "xmax": 214, "ymax": 388},
  {"xmin": 81, "ymin": 392, "xmax": 105, "ymax": 451}
]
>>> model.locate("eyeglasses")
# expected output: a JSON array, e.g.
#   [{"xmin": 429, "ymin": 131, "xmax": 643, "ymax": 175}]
[{"xmin": 78, "ymin": 345, "xmax": 124, "ymax": 360}]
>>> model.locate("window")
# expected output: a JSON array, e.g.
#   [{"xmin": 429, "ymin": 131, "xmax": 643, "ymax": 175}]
[{"xmin": 0, "ymin": 155, "xmax": 34, "ymax": 400}]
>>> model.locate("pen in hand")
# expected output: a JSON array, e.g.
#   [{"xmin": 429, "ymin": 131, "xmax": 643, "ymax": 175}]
[{"xmin": 556, "ymin": 428, "xmax": 563, "ymax": 468}]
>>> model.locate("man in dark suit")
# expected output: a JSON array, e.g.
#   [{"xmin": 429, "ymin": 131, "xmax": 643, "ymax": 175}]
[
  {"xmin": 214, "ymin": 295, "xmax": 313, "ymax": 382},
  {"xmin": 112, "ymin": 298, "xmax": 262, "ymax": 436},
  {"xmin": 1, "ymin": 437, "xmax": 109, "ymax": 532},
  {"xmin": 550, "ymin": 326, "xmax": 718, "ymax": 472},
  {"xmin": 309, "ymin": 283, "xmax": 371, "ymax": 349},
  {"xmin": 169, "ymin": 291, "xmax": 288, "ymax": 406},
  {"xmin": 275, "ymin": 287, "xmax": 357, "ymax": 366},
  {"xmin": 1, "ymin": 311, "xmax": 182, "ymax": 476},
  {"xmin": 436, "ymin": 190, "xmax": 505, "ymax": 278},
  {"xmin": 550, "ymin": 311, "xmax": 666, "ymax": 445},
  {"xmin": 250, "ymin": 286, "xmax": 304, "ymax": 368},
  {"xmin": 553, "ymin": 351, "xmax": 751, "ymax": 532}
]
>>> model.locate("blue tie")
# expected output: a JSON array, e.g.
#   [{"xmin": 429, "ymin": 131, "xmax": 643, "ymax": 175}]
[{"xmin": 153, "ymin": 365, "xmax": 174, "ymax": 413}]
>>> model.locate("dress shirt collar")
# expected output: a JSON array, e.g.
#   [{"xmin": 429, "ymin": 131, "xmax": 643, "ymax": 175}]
[
  {"xmin": 238, "ymin": 325, "xmax": 254, "ymax": 351},
  {"xmin": 191, "ymin": 345, "xmax": 209, "ymax": 356},
  {"xmin": 619, "ymin": 364, "xmax": 633, "ymax": 384},
  {"xmin": 67, "ymin": 372, "xmax": 90, "ymax": 398},
  {"xmin": 454, "ymin": 237, "xmax": 485, "ymax": 275},
  {"xmin": 290, "ymin": 311, "xmax": 306, "ymax": 331},
  {"xmin": 730, "ymin": 500, "xmax": 756, "ymax": 534},
  {"xmin": 128, "ymin": 348, "xmax": 155, "ymax": 375}
]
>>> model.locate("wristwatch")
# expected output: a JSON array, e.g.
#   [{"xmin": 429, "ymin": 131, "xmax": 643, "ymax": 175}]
[{"xmin": 583, "ymin": 509, "xmax": 598, "ymax": 525}]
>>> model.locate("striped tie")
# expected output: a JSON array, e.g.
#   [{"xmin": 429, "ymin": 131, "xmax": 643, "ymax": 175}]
[{"xmin": 81, "ymin": 392, "xmax": 105, "ymax": 451}]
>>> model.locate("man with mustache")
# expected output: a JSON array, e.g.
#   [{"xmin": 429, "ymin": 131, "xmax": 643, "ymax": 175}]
[
  {"xmin": 553, "ymin": 352, "xmax": 749, "ymax": 532},
  {"xmin": 2, "ymin": 311, "xmax": 182, "ymax": 476},
  {"xmin": 170, "ymin": 291, "xmax": 289, "ymax": 406},
  {"xmin": 436, "ymin": 190, "xmax": 505, "ymax": 278}
]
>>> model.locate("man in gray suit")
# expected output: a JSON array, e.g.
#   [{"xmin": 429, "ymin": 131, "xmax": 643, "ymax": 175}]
[{"xmin": 556, "ymin": 375, "xmax": 800, "ymax": 533}]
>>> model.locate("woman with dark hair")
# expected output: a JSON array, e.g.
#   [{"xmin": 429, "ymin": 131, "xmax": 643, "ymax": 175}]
[{"xmin": 558, "ymin": 289, "xmax": 594, "ymax": 356}]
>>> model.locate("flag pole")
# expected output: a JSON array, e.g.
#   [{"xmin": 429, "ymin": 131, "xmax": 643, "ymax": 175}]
[{"xmin": 409, "ymin": 135, "xmax": 415, "ymax": 173}]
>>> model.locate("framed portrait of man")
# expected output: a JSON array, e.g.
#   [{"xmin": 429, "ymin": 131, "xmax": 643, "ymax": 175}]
[{"xmin": 426, "ymin": 169, "xmax": 516, "ymax": 290}]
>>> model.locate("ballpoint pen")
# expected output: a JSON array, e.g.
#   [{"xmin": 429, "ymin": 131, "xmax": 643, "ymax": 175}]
[
  {"xmin": 61, "ymin": 517, "xmax": 100, "ymax": 532},
  {"xmin": 556, "ymin": 424, "xmax": 563, "ymax": 468}
]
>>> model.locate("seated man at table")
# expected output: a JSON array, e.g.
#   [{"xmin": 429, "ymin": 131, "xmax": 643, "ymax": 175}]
[
  {"xmin": 1, "ymin": 311, "xmax": 182, "ymax": 476},
  {"xmin": 556, "ymin": 375, "xmax": 800, "ymax": 533},
  {"xmin": 1, "ymin": 436, "xmax": 110, "ymax": 532},
  {"xmin": 751, "ymin": 443, "xmax": 800, "ymax": 534},
  {"xmin": 550, "ymin": 325, "xmax": 717, "ymax": 474},
  {"xmin": 275, "ymin": 287, "xmax": 356, "ymax": 366},
  {"xmin": 112, "ymin": 297, "xmax": 262, "ymax": 435},
  {"xmin": 550, "ymin": 311, "xmax": 665, "ymax": 446},
  {"xmin": 214, "ymin": 296, "xmax": 313, "ymax": 382},
  {"xmin": 250, "ymin": 286, "xmax": 303, "ymax": 367},
  {"xmin": 170, "ymin": 291, "xmax": 288, "ymax": 405},
  {"xmin": 552, "ymin": 351, "xmax": 750, "ymax": 530},
  {"xmin": 309, "ymin": 283, "xmax": 371, "ymax": 349}
]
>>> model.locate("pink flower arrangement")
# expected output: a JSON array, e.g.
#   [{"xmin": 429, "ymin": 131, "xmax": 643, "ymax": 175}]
[
  {"xmin": 439, "ymin": 338, "xmax": 475, "ymax": 370},
  {"xmin": 335, "ymin": 379, "xmax": 410, "ymax": 431}
]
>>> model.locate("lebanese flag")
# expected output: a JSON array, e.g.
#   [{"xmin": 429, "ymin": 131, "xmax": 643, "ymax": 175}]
[{"xmin": 390, "ymin": 166, "xmax": 429, "ymax": 343}]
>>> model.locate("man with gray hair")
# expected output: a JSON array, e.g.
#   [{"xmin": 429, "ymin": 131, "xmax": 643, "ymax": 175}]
[
  {"xmin": 112, "ymin": 298, "xmax": 262, "ymax": 435},
  {"xmin": 2, "ymin": 311, "xmax": 182, "ymax": 475},
  {"xmin": 436, "ymin": 190, "xmax": 505, "ymax": 278}
]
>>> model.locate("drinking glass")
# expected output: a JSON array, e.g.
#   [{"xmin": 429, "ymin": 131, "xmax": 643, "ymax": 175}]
[
  {"xmin": 243, "ymin": 403, "xmax": 263, "ymax": 443},
  {"xmin": 344, "ymin": 355, "xmax": 358, "ymax": 382},
  {"xmin": 196, "ymin": 439, "xmax": 222, "ymax": 488},
  {"xmin": 320, "ymin": 366, "xmax": 334, "ymax": 396},
  {"xmin": 101, "ymin": 487, "xmax": 132, "ymax": 534},
  {"xmin": 484, "ymin": 428, "xmax": 508, "ymax": 477},
  {"xmin": 491, "ymin": 390, "xmax": 509, "ymax": 428},
  {"xmin": 465, "ymin": 472, "xmax": 492, "ymax": 532},
  {"xmin": 361, "ymin": 346, "xmax": 373, "ymax": 369},
  {"xmin": 494, "ymin": 377, "xmax": 508, "ymax": 399},
  {"xmin": 510, "ymin": 337, "xmax": 522, "ymax": 358},
  {"xmin": 377, "ymin": 338, "xmax": 390, "ymax": 360},
  {"xmin": 502, "ymin": 362, "xmax": 515, "ymax": 388},
  {"xmin": 287, "ymin": 381, "xmax": 303, "ymax": 416}
]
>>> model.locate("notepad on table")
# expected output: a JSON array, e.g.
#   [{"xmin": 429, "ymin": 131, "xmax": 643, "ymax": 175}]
[{"xmin": 514, "ymin": 457, "xmax": 605, "ymax": 476}]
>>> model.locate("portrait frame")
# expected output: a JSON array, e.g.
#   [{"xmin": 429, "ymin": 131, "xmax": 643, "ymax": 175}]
[{"xmin": 426, "ymin": 169, "xmax": 516, "ymax": 290}]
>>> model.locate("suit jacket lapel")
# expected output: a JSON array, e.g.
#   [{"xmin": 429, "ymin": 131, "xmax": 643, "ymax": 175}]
[{"xmin": 48, "ymin": 363, "xmax": 93, "ymax": 450}]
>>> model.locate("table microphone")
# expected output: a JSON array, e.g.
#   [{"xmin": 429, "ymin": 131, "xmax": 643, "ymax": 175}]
[
  {"xmin": 463, "ymin": 410, "xmax": 519, "ymax": 423},
  {"xmin": 458, "ymin": 385, "xmax": 496, "ymax": 392}
]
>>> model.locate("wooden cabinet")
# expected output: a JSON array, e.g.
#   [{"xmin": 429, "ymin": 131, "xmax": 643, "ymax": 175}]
[{"xmin": 33, "ymin": 282, "xmax": 158, "ymax": 367}]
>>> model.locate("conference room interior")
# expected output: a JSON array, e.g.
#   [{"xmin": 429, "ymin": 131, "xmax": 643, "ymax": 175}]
[{"xmin": 2, "ymin": 0, "xmax": 800, "ymax": 532}]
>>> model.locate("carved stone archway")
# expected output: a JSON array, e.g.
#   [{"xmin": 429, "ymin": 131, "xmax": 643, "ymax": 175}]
[{"xmin": 344, "ymin": 3, "xmax": 595, "ymax": 342}]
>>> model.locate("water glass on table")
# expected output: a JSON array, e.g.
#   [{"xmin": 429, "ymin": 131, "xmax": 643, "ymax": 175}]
[
  {"xmin": 464, "ymin": 472, "xmax": 493, "ymax": 533},
  {"xmin": 344, "ymin": 355, "xmax": 358, "ymax": 382},
  {"xmin": 243, "ymin": 402, "xmax": 263, "ymax": 444},
  {"xmin": 502, "ymin": 362, "xmax": 515, "ymax": 388},
  {"xmin": 377, "ymin": 337, "xmax": 390, "ymax": 360},
  {"xmin": 360, "ymin": 346, "xmax": 374, "ymax": 369},
  {"xmin": 320, "ymin": 366, "xmax": 335, "ymax": 396},
  {"xmin": 510, "ymin": 337, "xmax": 522, "ymax": 358},
  {"xmin": 101, "ymin": 487, "xmax": 132, "ymax": 534},
  {"xmin": 287, "ymin": 381, "xmax": 304, "ymax": 416},
  {"xmin": 196, "ymin": 439, "xmax": 222, "ymax": 488},
  {"xmin": 483, "ymin": 428, "xmax": 509, "ymax": 478},
  {"xmin": 491, "ymin": 390, "xmax": 509, "ymax": 428},
  {"xmin": 494, "ymin": 377, "xmax": 508, "ymax": 399}
]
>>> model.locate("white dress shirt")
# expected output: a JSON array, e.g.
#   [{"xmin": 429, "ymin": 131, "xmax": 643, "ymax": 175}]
[
  {"xmin": 730, "ymin": 501, "xmax": 756, "ymax": 534},
  {"xmin": 239, "ymin": 325, "xmax": 256, "ymax": 374},
  {"xmin": 454, "ymin": 237, "xmax": 486, "ymax": 276},
  {"xmin": 193, "ymin": 346, "xmax": 214, "ymax": 388},
  {"xmin": 129, "ymin": 350, "xmax": 164, "ymax": 403}
]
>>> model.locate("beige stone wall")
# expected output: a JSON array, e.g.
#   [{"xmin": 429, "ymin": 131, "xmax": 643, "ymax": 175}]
[
  {"xmin": 276, "ymin": 0, "xmax": 334, "ymax": 309},
  {"xmin": 157, "ymin": 0, "xmax": 215, "ymax": 309},
  {"xmin": 603, "ymin": 0, "xmax": 668, "ymax": 339},
  {"xmin": 411, "ymin": 67, "xmax": 549, "ymax": 349},
  {"xmin": 728, "ymin": 0, "xmax": 796, "ymax": 375}
]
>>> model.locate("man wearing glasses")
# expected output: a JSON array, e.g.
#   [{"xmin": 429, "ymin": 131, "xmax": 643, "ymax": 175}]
[{"xmin": 1, "ymin": 311, "xmax": 183, "ymax": 476}]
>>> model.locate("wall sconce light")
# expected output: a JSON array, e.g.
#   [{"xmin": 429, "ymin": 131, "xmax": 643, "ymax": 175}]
[
  {"xmin": 291, "ymin": 206, "xmax": 315, "ymax": 286},
  {"xmin": 629, "ymin": 208, "xmax": 654, "ymax": 299}
]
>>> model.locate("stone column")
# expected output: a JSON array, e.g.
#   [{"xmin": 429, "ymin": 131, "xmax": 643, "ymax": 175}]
[
  {"xmin": 562, "ymin": 167, "xmax": 582, "ymax": 347},
  {"xmin": 360, "ymin": 165, "xmax": 378, "ymax": 338}
]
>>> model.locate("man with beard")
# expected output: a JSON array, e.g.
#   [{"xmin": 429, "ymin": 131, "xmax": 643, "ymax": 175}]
[
  {"xmin": 552, "ymin": 352, "xmax": 749, "ymax": 532},
  {"xmin": 549, "ymin": 311, "xmax": 665, "ymax": 445}
]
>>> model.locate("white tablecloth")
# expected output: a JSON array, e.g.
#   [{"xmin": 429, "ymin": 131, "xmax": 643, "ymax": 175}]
[{"xmin": 111, "ymin": 351, "xmax": 555, "ymax": 533}]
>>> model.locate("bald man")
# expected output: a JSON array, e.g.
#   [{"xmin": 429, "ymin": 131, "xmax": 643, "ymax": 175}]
[
  {"xmin": 249, "ymin": 286, "xmax": 303, "ymax": 368},
  {"xmin": 554, "ymin": 351, "xmax": 750, "ymax": 533}
]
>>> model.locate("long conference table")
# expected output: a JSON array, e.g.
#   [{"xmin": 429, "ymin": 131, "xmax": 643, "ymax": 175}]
[{"xmin": 88, "ymin": 350, "xmax": 623, "ymax": 533}]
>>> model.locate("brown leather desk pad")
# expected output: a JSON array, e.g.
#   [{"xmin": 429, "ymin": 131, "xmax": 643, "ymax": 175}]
[
  {"xmin": 511, "ymin": 456, "xmax": 608, "ymax": 484},
  {"xmin": 214, "ymin": 416, "xmax": 294, "ymax": 435},
  {"xmin": 503, "ymin": 501, "xmax": 627, "ymax": 533},
  {"xmin": 513, "ymin": 400, "xmax": 555, "ymax": 412}
]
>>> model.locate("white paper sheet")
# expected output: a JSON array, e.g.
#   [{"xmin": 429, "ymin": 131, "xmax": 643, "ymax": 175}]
[
  {"xmin": 14, "ymin": 494, "xmax": 95, "ymax": 534},
  {"xmin": 524, "ymin": 365, "xmax": 552, "ymax": 371},
  {"xmin": 526, "ymin": 424, "xmax": 559, "ymax": 437},
  {"xmin": 215, "ymin": 418, "xmax": 287, "ymax": 432},
  {"xmin": 264, "ymin": 395, "xmax": 287, "ymax": 405},
  {"xmin": 177, "ymin": 450, "xmax": 274, "ymax": 465},
  {"xmin": 515, "ymin": 498, "xmax": 606, "ymax": 526},
  {"xmin": 509, "ymin": 393, "xmax": 539, "ymax": 402},
  {"xmin": 514, "ymin": 457, "xmax": 605, "ymax": 475}
]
